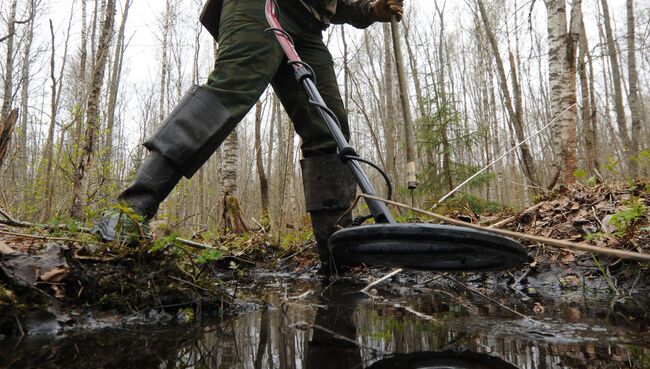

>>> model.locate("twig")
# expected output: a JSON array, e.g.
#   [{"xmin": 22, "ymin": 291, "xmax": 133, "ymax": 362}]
[
  {"xmin": 0, "ymin": 229, "xmax": 84, "ymax": 243},
  {"xmin": 0, "ymin": 208, "xmax": 91, "ymax": 233},
  {"xmin": 592, "ymin": 207, "xmax": 607, "ymax": 233},
  {"xmin": 1, "ymin": 207, "xmax": 216, "ymax": 251},
  {"xmin": 169, "ymin": 276, "xmax": 214, "ymax": 296},
  {"xmin": 290, "ymin": 321, "xmax": 382, "ymax": 355},
  {"xmin": 360, "ymin": 194, "xmax": 650, "ymax": 263},
  {"xmin": 402, "ymin": 306, "xmax": 440, "ymax": 322},
  {"xmin": 442, "ymin": 275, "xmax": 530, "ymax": 320},
  {"xmin": 489, "ymin": 203, "xmax": 543, "ymax": 229},
  {"xmin": 176, "ymin": 237, "xmax": 217, "ymax": 250},
  {"xmin": 285, "ymin": 290, "xmax": 313, "ymax": 301},
  {"xmin": 279, "ymin": 243, "xmax": 312, "ymax": 262},
  {"xmin": 361, "ymin": 268, "xmax": 403, "ymax": 293},
  {"xmin": 14, "ymin": 315, "xmax": 25, "ymax": 337}
]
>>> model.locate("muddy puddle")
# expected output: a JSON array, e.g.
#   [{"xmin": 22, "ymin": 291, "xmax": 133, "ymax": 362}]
[{"xmin": 1, "ymin": 274, "xmax": 649, "ymax": 369}]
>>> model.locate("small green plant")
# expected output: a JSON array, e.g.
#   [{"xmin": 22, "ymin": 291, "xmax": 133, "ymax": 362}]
[
  {"xmin": 585, "ymin": 176, "xmax": 597, "ymax": 186},
  {"xmin": 149, "ymin": 233, "xmax": 181, "ymax": 253},
  {"xmin": 610, "ymin": 197, "xmax": 646, "ymax": 237},
  {"xmin": 605, "ymin": 157, "xmax": 619, "ymax": 174},
  {"xmin": 195, "ymin": 249, "xmax": 223, "ymax": 264},
  {"xmin": 572, "ymin": 168, "xmax": 588, "ymax": 180}
]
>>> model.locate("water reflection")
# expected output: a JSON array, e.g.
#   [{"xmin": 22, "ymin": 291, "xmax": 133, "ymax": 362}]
[{"xmin": 1, "ymin": 279, "xmax": 648, "ymax": 368}]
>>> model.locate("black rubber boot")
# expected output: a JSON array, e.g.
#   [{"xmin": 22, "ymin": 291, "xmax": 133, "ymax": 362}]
[
  {"xmin": 91, "ymin": 151, "xmax": 183, "ymax": 242},
  {"xmin": 301, "ymin": 154, "xmax": 358, "ymax": 275},
  {"xmin": 92, "ymin": 85, "xmax": 234, "ymax": 242}
]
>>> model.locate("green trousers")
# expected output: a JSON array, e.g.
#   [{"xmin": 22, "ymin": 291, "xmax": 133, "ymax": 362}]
[{"xmin": 205, "ymin": 0, "xmax": 349, "ymax": 157}]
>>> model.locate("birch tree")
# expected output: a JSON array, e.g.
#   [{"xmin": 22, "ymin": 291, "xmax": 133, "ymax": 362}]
[{"xmin": 545, "ymin": 0, "xmax": 581, "ymax": 186}]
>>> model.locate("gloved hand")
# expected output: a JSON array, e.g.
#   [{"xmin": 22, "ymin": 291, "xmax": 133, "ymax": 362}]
[{"xmin": 372, "ymin": 0, "xmax": 404, "ymax": 22}]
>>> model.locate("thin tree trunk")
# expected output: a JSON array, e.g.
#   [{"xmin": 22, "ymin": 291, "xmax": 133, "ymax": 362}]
[
  {"xmin": 18, "ymin": 0, "xmax": 36, "ymax": 188},
  {"xmin": 477, "ymin": 0, "xmax": 539, "ymax": 190},
  {"xmin": 382, "ymin": 23, "xmax": 398, "ymax": 184},
  {"xmin": 159, "ymin": 0, "xmax": 172, "ymax": 125},
  {"xmin": 578, "ymin": 17, "xmax": 600, "ymax": 179},
  {"xmin": 70, "ymin": 0, "xmax": 116, "ymax": 219},
  {"xmin": 600, "ymin": 0, "xmax": 631, "ymax": 162},
  {"xmin": 403, "ymin": 20, "xmax": 427, "ymax": 119},
  {"xmin": 1, "ymin": 0, "xmax": 18, "ymax": 120},
  {"xmin": 42, "ymin": 20, "xmax": 58, "ymax": 220},
  {"xmin": 104, "ymin": 0, "xmax": 132, "ymax": 165},
  {"xmin": 626, "ymin": 0, "xmax": 643, "ymax": 177},
  {"xmin": 434, "ymin": 3, "xmax": 453, "ymax": 193},
  {"xmin": 390, "ymin": 19, "xmax": 417, "ymax": 191},
  {"xmin": 254, "ymin": 100, "xmax": 270, "ymax": 227}
]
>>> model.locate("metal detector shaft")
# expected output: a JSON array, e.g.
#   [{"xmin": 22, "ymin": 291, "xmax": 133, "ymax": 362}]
[{"xmin": 265, "ymin": 0, "xmax": 395, "ymax": 224}]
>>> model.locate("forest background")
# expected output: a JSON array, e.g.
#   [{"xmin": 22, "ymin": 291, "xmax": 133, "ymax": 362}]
[{"xmin": 0, "ymin": 0, "xmax": 648, "ymax": 239}]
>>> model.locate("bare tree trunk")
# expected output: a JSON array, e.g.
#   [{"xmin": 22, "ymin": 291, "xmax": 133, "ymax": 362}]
[
  {"xmin": 390, "ymin": 19, "xmax": 417, "ymax": 191},
  {"xmin": 476, "ymin": 0, "xmax": 539, "ymax": 190},
  {"xmin": 434, "ymin": 3, "xmax": 453, "ymax": 193},
  {"xmin": 1, "ymin": 0, "xmax": 18, "ymax": 120},
  {"xmin": 104, "ymin": 0, "xmax": 132, "ymax": 165},
  {"xmin": 42, "ymin": 20, "xmax": 59, "ymax": 220},
  {"xmin": 70, "ymin": 0, "xmax": 116, "ymax": 219},
  {"xmin": 600, "ymin": 0, "xmax": 631, "ymax": 162},
  {"xmin": 159, "ymin": 0, "xmax": 172, "ymax": 125},
  {"xmin": 254, "ymin": 100, "xmax": 270, "ymax": 227},
  {"xmin": 18, "ymin": 0, "xmax": 36, "ymax": 187},
  {"xmin": 578, "ymin": 17, "xmax": 600, "ymax": 179},
  {"xmin": 402, "ymin": 20, "xmax": 427, "ymax": 119},
  {"xmin": 341, "ymin": 27, "xmax": 350, "ymax": 110},
  {"xmin": 382, "ymin": 23, "xmax": 397, "ymax": 184},
  {"xmin": 0, "ymin": 110, "xmax": 18, "ymax": 170},
  {"xmin": 626, "ymin": 0, "xmax": 643, "ymax": 177}
]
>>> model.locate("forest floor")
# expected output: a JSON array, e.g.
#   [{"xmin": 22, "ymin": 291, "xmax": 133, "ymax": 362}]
[{"xmin": 0, "ymin": 180, "xmax": 649, "ymax": 338}]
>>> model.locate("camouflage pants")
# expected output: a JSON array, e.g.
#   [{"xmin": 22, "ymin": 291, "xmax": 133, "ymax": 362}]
[{"xmin": 205, "ymin": 0, "xmax": 349, "ymax": 157}]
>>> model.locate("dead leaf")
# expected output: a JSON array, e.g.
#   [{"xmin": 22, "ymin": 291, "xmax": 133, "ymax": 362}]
[
  {"xmin": 560, "ymin": 252, "xmax": 576, "ymax": 264},
  {"xmin": 0, "ymin": 243, "xmax": 69, "ymax": 288}
]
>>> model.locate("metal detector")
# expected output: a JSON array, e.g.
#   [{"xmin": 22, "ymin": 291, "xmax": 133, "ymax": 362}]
[{"xmin": 264, "ymin": 0, "xmax": 527, "ymax": 271}]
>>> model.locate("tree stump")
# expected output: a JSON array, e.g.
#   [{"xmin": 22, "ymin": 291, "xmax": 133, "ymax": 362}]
[{"xmin": 222, "ymin": 193, "xmax": 248, "ymax": 235}]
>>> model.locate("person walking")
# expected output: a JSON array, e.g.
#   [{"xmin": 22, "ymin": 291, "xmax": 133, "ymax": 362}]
[{"xmin": 93, "ymin": 0, "xmax": 404, "ymax": 273}]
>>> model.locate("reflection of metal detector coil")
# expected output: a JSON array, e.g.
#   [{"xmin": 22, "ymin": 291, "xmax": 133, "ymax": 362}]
[
  {"xmin": 367, "ymin": 350, "xmax": 521, "ymax": 369},
  {"xmin": 265, "ymin": 0, "xmax": 527, "ymax": 272}
]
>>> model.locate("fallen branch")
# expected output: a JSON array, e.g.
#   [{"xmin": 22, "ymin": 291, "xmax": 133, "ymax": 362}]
[
  {"xmin": 290, "ymin": 321, "xmax": 382, "ymax": 355},
  {"xmin": 489, "ymin": 203, "xmax": 543, "ymax": 229},
  {"xmin": 0, "ymin": 229, "xmax": 84, "ymax": 243},
  {"xmin": 360, "ymin": 194, "xmax": 650, "ymax": 263},
  {"xmin": 442, "ymin": 274, "xmax": 530, "ymax": 320},
  {"xmin": 361, "ymin": 268, "xmax": 403, "ymax": 294},
  {"xmin": 0, "ymin": 207, "xmax": 216, "ymax": 251}
]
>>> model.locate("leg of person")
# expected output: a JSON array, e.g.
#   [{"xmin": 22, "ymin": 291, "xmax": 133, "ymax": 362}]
[
  {"xmin": 271, "ymin": 19, "xmax": 358, "ymax": 274},
  {"xmin": 93, "ymin": 0, "xmax": 285, "ymax": 241}
]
